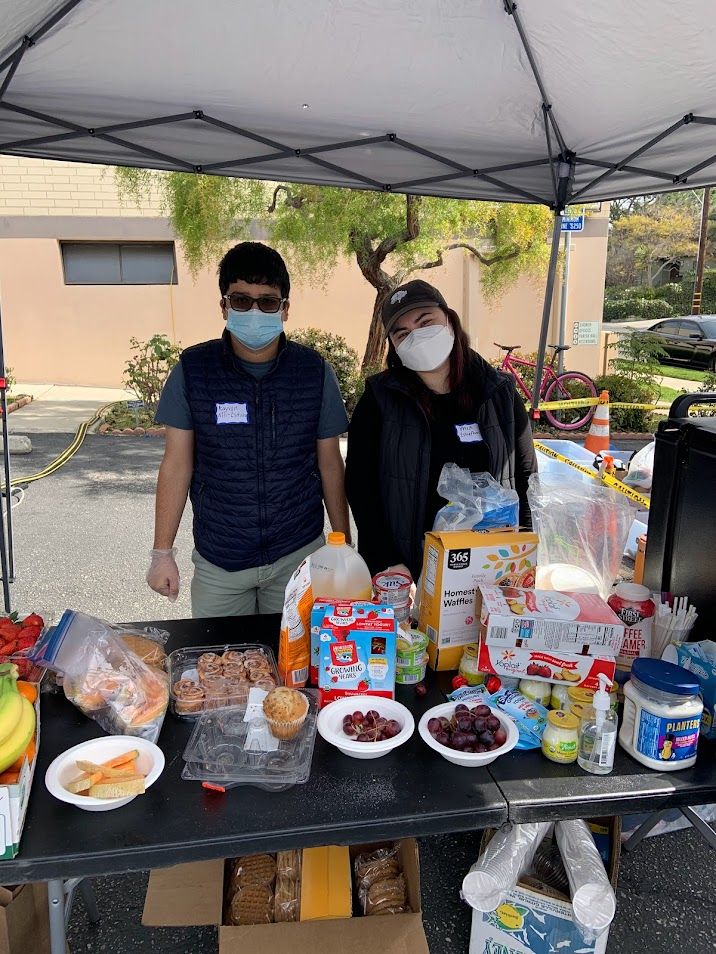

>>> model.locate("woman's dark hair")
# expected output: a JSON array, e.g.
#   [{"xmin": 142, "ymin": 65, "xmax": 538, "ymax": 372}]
[
  {"xmin": 386, "ymin": 307, "xmax": 477, "ymax": 414},
  {"xmin": 218, "ymin": 242, "xmax": 290, "ymax": 297}
]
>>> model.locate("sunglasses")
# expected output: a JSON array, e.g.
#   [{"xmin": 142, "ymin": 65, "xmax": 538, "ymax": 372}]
[{"xmin": 223, "ymin": 293, "xmax": 287, "ymax": 314}]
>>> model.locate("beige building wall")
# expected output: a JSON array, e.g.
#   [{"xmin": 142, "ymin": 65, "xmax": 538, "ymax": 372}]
[{"xmin": 0, "ymin": 156, "xmax": 609, "ymax": 387}]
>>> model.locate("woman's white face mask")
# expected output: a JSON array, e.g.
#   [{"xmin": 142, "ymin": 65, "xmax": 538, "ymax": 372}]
[{"xmin": 395, "ymin": 323, "xmax": 454, "ymax": 372}]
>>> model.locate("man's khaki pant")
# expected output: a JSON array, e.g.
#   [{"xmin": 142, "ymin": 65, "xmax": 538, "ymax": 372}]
[{"xmin": 190, "ymin": 535, "xmax": 324, "ymax": 617}]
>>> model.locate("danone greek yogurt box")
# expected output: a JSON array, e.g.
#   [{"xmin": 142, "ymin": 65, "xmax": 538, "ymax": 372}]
[{"xmin": 316, "ymin": 602, "xmax": 397, "ymax": 706}]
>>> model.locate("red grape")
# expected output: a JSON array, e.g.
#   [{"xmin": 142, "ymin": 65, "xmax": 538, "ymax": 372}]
[
  {"xmin": 427, "ymin": 717, "xmax": 442, "ymax": 736},
  {"xmin": 494, "ymin": 728, "xmax": 508, "ymax": 747},
  {"xmin": 486, "ymin": 715, "xmax": 501, "ymax": 732},
  {"xmin": 352, "ymin": 711, "xmax": 364, "ymax": 724},
  {"xmin": 356, "ymin": 732, "xmax": 372, "ymax": 742},
  {"xmin": 475, "ymin": 704, "xmax": 491, "ymax": 718},
  {"xmin": 455, "ymin": 704, "xmax": 469, "ymax": 713},
  {"xmin": 366, "ymin": 709, "xmax": 380, "ymax": 723},
  {"xmin": 473, "ymin": 717, "xmax": 487, "ymax": 733}
]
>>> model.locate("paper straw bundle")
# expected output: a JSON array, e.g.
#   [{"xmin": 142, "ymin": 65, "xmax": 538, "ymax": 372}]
[{"xmin": 652, "ymin": 594, "xmax": 698, "ymax": 658}]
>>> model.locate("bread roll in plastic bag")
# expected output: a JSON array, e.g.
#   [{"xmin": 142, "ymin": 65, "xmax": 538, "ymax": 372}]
[{"xmin": 527, "ymin": 473, "xmax": 634, "ymax": 599}]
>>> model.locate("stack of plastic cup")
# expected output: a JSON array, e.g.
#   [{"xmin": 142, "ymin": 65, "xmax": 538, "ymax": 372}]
[
  {"xmin": 555, "ymin": 819, "xmax": 616, "ymax": 941},
  {"xmin": 461, "ymin": 821, "xmax": 551, "ymax": 912}
]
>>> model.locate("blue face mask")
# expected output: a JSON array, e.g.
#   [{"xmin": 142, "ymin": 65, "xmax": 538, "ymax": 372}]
[{"xmin": 226, "ymin": 308, "xmax": 284, "ymax": 351}]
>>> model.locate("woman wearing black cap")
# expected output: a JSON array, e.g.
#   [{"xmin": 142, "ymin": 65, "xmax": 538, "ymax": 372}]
[{"xmin": 345, "ymin": 279, "xmax": 537, "ymax": 582}]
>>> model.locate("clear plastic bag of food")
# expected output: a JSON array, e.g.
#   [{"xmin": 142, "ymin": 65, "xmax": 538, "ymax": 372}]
[
  {"xmin": 527, "ymin": 474, "xmax": 634, "ymax": 599},
  {"xmin": 274, "ymin": 874, "xmax": 299, "ymax": 922},
  {"xmin": 226, "ymin": 884, "xmax": 275, "ymax": 925},
  {"xmin": 433, "ymin": 465, "xmax": 519, "ymax": 532},
  {"xmin": 624, "ymin": 440, "xmax": 655, "ymax": 489},
  {"xmin": 59, "ymin": 622, "xmax": 169, "ymax": 742},
  {"xmin": 30, "ymin": 609, "xmax": 168, "ymax": 673},
  {"xmin": 354, "ymin": 844, "xmax": 408, "ymax": 915}
]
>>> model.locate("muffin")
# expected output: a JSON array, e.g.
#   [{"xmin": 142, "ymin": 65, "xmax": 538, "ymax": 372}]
[{"xmin": 262, "ymin": 688, "xmax": 309, "ymax": 740}]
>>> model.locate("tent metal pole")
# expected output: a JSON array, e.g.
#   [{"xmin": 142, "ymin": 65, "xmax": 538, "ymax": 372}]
[
  {"xmin": 0, "ymin": 297, "xmax": 12, "ymax": 612},
  {"xmin": 531, "ymin": 212, "xmax": 563, "ymax": 423}
]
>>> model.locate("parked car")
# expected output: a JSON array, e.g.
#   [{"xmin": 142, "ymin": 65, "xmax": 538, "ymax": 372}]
[{"xmin": 647, "ymin": 315, "xmax": 716, "ymax": 370}]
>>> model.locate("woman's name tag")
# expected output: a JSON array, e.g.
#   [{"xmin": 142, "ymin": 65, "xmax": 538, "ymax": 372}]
[{"xmin": 455, "ymin": 422, "xmax": 482, "ymax": 443}]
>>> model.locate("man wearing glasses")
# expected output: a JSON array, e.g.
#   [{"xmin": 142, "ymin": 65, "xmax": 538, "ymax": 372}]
[{"xmin": 147, "ymin": 242, "xmax": 351, "ymax": 616}]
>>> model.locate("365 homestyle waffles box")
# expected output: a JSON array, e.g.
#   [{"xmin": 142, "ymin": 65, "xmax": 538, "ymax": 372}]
[
  {"xmin": 316, "ymin": 603, "xmax": 397, "ymax": 706},
  {"xmin": 418, "ymin": 531, "xmax": 538, "ymax": 671}
]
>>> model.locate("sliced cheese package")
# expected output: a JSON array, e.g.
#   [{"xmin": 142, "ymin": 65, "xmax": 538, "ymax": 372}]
[{"xmin": 299, "ymin": 846, "xmax": 352, "ymax": 921}]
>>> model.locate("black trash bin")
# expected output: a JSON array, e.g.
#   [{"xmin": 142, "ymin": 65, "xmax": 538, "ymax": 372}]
[{"xmin": 644, "ymin": 393, "xmax": 716, "ymax": 638}]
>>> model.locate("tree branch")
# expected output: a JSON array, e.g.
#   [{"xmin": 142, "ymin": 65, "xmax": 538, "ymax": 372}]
[
  {"xmin": 446, "ymin": 241, "xmax": 523, "ymax": 266},
  {"xmin": 267, "ymin": 184, "xmax": 305, "ymax": 213},
  {"xmin": 371, "ymin": 195, "xmax": 422, "ymax": 263}
]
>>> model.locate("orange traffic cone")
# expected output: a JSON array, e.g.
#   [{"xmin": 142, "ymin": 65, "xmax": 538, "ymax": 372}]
[{"xmin": 584, "ymin": 390, "xmax": 610, "ymax": 455}]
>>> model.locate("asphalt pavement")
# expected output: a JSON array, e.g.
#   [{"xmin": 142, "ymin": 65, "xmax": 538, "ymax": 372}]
[{"xmin": 3, "ymin": 432, "xmax": 714, "ymax": 954}]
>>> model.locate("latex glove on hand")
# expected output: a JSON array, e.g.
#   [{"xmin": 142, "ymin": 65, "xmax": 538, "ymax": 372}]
[{"xmin": 146, "ymin": 548, "xmax": 180, "ymax": 602}]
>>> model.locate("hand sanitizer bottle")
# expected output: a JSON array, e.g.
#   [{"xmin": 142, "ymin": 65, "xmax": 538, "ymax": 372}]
[{"xmin": 577, "ymin": 674, "xmax": 617, "ymax": 775}]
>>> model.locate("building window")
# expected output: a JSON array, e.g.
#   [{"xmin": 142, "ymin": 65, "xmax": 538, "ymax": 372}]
[{"xmin": 60, "ymin": 242, "xmax": 177, "ymax": 285}]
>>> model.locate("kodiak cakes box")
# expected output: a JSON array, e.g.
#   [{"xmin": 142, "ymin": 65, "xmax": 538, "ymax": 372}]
[{"xmin": 419, "ymin": 530, "xmax": 538, "ymax": 671}]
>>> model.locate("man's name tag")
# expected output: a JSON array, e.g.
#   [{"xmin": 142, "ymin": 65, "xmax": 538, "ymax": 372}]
[
  {"xmin": 216, "ymin": 402, "xmax": 249, "ymax": 425},
  {"xmin": 455, "ymin": 422, "xmax": 482, "ymax": 443}
]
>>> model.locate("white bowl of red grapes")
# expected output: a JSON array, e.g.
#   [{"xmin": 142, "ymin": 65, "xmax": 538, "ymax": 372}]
[
  {"xmin": 418, "ymin": 701, "xmax": 518, "ymax": 766},
  {"xmin": 316, "ymin": 696, "xmax": 415, "ymax": 760}
]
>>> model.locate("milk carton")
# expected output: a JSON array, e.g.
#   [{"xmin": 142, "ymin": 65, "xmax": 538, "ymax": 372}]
[{"xmin": 316, "ymin": 602, "xmax": 397, "ymax": 706}]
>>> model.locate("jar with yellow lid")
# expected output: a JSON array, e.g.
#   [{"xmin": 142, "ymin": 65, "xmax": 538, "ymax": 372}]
[
  {"xmin": 458, "ymin": 645, "xmax": 485, "ymax": 687},
  {"xmin": 541, "ymin": 710, "xmax": 580, "ymax": 763},
  {"xmin": 568, "ymin": 684, "xmax": 618, "ymax": 713}
]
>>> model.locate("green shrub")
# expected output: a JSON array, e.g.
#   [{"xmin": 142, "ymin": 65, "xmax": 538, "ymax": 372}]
[
  {"xmin": 603, "ymin": 298, "xmax": 672, "ymax": 322},
  {"xmin": 124, "ymin": 334, "xmax": 182, "ymax": 413},
  {"xmin": 593, "ymin": 374, "xmax": 658, "ymax": 433},
  {"xmin": 4, "ymin": 367, "xmax": 15, "ymax": 398},
  {"xmin": 288, "ymin": 327, "xmax": 361, "ymax": 412},
  {"xmin": 696, "ymin": 371, "xmax": 716, "ymax": 416}
]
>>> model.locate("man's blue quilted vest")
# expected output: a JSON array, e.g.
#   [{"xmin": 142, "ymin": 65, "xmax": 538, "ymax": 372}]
[{"xmin": 181, "ymin": 333, "xmax": 325, "ymax": 571}]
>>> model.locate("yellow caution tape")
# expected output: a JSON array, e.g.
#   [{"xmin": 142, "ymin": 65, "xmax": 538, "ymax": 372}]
[
  {"xmin": 533, "ymin": 441, "xmax": 651, "ymax": 509},
  {"xmin": 526, "ymin": 397, "xmax": 659, "ymax": 412}
]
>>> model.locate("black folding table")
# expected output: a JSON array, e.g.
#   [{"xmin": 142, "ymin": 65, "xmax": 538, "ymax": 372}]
[{"xmin": 4, "ymin": 614, "xmax": 716, "ymax": 954}]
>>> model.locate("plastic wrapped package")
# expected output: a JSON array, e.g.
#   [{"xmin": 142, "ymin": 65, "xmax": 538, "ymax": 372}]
[
  {"xmin": 461, "ymin": 821, "xmax": 551, "ymax": 912},
  {"xmin": 624, "ymin": 441, "xmax": 655, "ymax": 489},
  {"xmin": 354, "ymin": 845, "xmax": 408, "ymax": 915},
  {"xmin": 228, "ymin": 854, "xmax": 277, "ymax": 893},
  {"xmin": 35, "ymin": 611, "xmax": 170, "ymax": 741},
  {"xmin": 433, "ymin": 465, "xmax": 519, "ymax": 532},
  {"xmin": 527, "ymin": 474, "xmax": 634, "ymax": 599},
  {"xmin": 226, "ymin": 884, "xmax": 275, "ymax": 925},
  {"xmin": 274, "ymin": 875, "xmax": 299, "ymax": 922},
  {"xmin": 555, "ymin": 819, "xmax": 616, "ymax": 941}
]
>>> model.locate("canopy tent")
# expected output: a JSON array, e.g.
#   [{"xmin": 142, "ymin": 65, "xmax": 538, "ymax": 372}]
[
  {"xmin": 0, "ymin": 0, "xmax": 714, "ymax": 611},
  {"xmin": 1, "ymin": 1, "xmax": 716, "ymax": 205}
]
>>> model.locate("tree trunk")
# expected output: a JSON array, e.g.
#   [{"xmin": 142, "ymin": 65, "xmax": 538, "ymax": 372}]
[{"xmin": 362, "ymin": 286, "xmax": 393, "ymax": 371}]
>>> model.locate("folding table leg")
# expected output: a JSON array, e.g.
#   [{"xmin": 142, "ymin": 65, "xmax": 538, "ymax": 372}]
[
  {"xmin": 680, "ymin": 806, "xmax": 716, "ymax": 850},
  {"xmin": 621, "ymin": 808, "xmax": 671, "ymax": 852},
  {"xmin": 78, "ymin": 879, "xmax": 100, "ymax": 924},
  {"xmin": 47, "ymin": 878, "xmax": 68, "ymax": 954}
]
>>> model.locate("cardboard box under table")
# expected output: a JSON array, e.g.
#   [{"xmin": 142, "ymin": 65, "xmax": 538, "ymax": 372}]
[
  {"xmin": 143, "ymin": 838, "xmax": 428, "ymax": 953},
  {"xmin": 469, "ymin": 818, "xmax": 621, "ymax": 954},
  {"xmin": 0, "ymin": 883, "xmax": 50, "ymax": 954},
  {"xmin": 419, "ymin": 530, "xmax": 539, "ymax": 671}
]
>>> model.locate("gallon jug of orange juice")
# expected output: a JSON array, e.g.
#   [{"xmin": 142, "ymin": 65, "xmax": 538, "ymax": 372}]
[{"xmin": 310, "ymin": 532, "xmax": 373, "ymax": 600}]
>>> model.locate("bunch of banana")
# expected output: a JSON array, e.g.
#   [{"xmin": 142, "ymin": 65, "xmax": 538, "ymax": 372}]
[{"xmin": 0, "ymin": 664, "xmax": 35, "ymax": 773}]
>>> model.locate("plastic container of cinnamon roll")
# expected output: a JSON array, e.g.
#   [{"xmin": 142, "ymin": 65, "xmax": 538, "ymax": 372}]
[{"xmin": 168, "ymin": 644, "xmax": 280, "ymax": 720}]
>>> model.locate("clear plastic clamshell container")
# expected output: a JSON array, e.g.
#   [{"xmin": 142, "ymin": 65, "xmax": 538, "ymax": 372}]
[
  {"xmin": 167, "ymin": 643, "xmax": 280, "ymax": 720},
  {"xmin": 182, "ymin": 688, "xmax": 318, "ymax": 791}
]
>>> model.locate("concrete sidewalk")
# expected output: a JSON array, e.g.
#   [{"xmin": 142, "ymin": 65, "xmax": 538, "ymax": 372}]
[{"xmin": 8, "ymin": 382, "xmax": 133, "ymax": 434}]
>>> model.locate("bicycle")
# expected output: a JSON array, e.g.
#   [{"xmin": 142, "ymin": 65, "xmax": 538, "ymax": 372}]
[{"xmin": 495, "ymin": 343, "xmax": 598, "ymax": 430}]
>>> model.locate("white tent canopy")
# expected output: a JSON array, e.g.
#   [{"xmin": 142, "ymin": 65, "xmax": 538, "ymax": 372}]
[
  {"xmin": 1, "ymin": 0, "xmax": 716, "ymax": 207},
  {"xmin": 0, "ymin": 1, "xmax": 714, "ymax": 612}
]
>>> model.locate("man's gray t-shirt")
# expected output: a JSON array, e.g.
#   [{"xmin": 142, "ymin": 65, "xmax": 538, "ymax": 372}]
[{"xmin": 156, "ymin": 356, "xmax": 349, "ymax": 438}]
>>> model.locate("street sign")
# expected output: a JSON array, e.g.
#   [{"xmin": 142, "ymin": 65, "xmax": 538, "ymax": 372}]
[
  {"xmin": 126, "ymin": 400, "xmax": 145, "ymax": 409},
  {"xmin": 561, "ymin": 215, "xmax": 584, "ymax": 232},
  {"xmin": 571, "ymin": 321, "xmax": 600, "ymax": 346}
]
